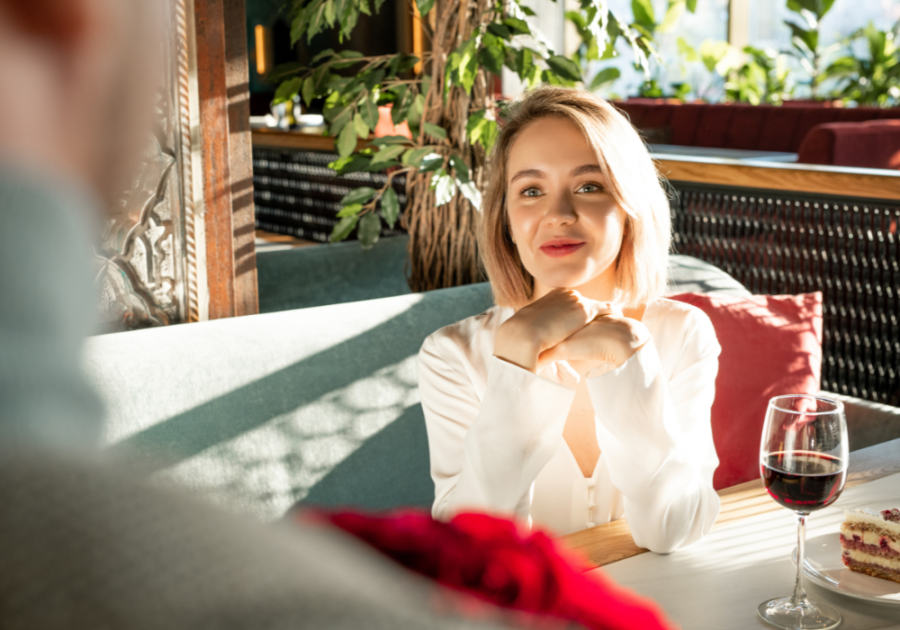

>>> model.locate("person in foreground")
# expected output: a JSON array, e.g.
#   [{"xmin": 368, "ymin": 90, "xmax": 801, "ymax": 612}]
[
  {"xmin": 0, "ymin": 2, "xmax": 539, "ymax": 628},
  {"xmin": 419, "ymin": 86, "xmax": 722, "ymax": 551}
]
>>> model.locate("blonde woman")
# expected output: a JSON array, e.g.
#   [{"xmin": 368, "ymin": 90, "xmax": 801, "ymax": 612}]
[{"xmin": 417, "ymin": 86, "xmax": 722, "ymax": 552}]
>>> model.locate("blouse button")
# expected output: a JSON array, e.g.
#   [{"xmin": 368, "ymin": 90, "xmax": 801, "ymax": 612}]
[{"xmin": 587, "ymin": 502, "xmax": 595, "ymax": 509}]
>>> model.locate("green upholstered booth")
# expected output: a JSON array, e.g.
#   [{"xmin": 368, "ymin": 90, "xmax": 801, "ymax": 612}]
[
  {"xmin": 257, "ymin": 236, "xmax": 411, "ymax": 313},
  {"xmin": 84, "ymin": 254, "xmax": 899, "ymax": 523}
]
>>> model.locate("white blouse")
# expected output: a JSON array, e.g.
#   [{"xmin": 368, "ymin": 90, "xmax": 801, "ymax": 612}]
[{"xmin": 417, "ymin": 297, "xmax": 722, "ymax": 553}]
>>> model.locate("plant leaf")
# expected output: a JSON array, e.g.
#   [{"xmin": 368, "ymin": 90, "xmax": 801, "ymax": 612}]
[
  {"xmin": 478, "ymin": 41, "xmax": 505, "ymax": 76},
  {"xmin": 353, "ymin": 112, "xmax": 369, "ymax": 139},
  {"xmin": 658, "ymin": 1, "xmax": 685, "ymax": 33},
  {"xmin": 337, "ymin": 121, "xmax": 356, "ymax": 158},
  {"xmin": 458, "ymin": 181, "xmax": 482, "ymax": 211},
  {"xmin": 340, "ymin": 186, "xmax": 377, "ymax": 206},
  {"xmin": 370, "ymin": 144, "xmax": 406, "ymax": 166},
  {"xmin": 380, "ymin": 187, "xmax": 400, "ymax": 228},
  {"xmin": 503, "ymin": 17, "xmax": 530, "ymax": 35},
  {"xmin": 686, "ymin": 0, "xmax": 697, "ymax": 11},
  {"xmin": 547, "ymin": 55, "xmax": 583, "ymax": 82},
  {"xmin": 336, "ymin": 203, "xmax": 363, "ymax": 218},
  {"xmin": 432, "ymin": 170, "xmax": 457, "ymax": 206},
  {"xmin": 274, "ymin": 77, "xmax": 303, "ymax": 105},
  {"xmin": 449, "ymin": 154, "xmax": 470, "ymax": 183},
  {"xmin": 329, "ymin": 215, "xmax": 359, "ymax": 243},
  {"xmin": 369, "ymin": 135, "xmax": 413, "ymax": 146},
  {"xmin": 631, "ymin": 0, "xmax": 655, "ymax": 28},
  {"xmin": 361, "ymin": 94, "xmax": 379, "ymax": 129},
  {"xmin": 402, "ymin": 147, "xmax": 433, "ymax": 166},
  {"xmin": 420, "ymin": 153, "xmax": 444, "ymax": 172},
  {"xmin": 589, "ymin": 66, "xmax": 621, "ymax": 91},
  {"xmin": 358, "ymin": 212, "xmax": 381, "ymax": 249},
  {"xmin": 328, "ymin": 154, "xmax": 372, "ymax": 175},
  {"xmin": 487, "ymin": 22, "xmax": 511, "ymax": 39},
  {"xmin": 301, "ymin": 76, "xmax": 316, "ymax": 107},
  {"xmin": 417, "ymin": 0, "xmax": 436, "ymax": 17},
  {"xmin": 424, "ymin": 122, "xmax": 448, "ymax": 140}
]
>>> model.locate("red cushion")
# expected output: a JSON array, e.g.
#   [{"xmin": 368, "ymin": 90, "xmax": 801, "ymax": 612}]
[
  {"xmin": 789, "ymin": 109, "xmax": 841, "ymax": 152},
  {"xmin": 668, "ymin": 292, "xmax": 823, "ymax": 490},
  {"xmin": 797, "ymin": 121, "xmax": 900, "ymax": 169}
]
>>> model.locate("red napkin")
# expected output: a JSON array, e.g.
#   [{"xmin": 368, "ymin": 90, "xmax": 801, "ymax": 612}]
[{"xmin": 295, "ymin": 508, "xmax": 674, "ymax": 630}]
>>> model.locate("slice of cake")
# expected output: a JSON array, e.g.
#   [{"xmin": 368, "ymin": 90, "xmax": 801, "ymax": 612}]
[{"xmin": 840, "ymin": 508, "xmax": 900, "ymax": 583}]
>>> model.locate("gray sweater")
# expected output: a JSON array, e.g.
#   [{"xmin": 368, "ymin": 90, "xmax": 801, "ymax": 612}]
[{"xmin": 0, "ymin": 167, "xmax": 104, "ymax": 453}]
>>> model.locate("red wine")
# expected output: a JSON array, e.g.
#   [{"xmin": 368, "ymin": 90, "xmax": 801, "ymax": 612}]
[{"xmin": 761, "ymin": 451, "xmax": 846, "ymax": 513}]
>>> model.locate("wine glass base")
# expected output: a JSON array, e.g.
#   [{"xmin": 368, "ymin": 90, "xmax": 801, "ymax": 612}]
[{"xmin": 758, "ymin": 597, "xmax": 842, "ymax": 629}]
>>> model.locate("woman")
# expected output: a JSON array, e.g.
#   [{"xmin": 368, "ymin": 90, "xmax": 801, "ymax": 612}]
[{"xmin": 417, "ymin": 86, "xmax": 721, "ymax": 552}]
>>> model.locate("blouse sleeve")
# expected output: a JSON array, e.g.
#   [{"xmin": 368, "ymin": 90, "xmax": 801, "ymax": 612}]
[
  {"xmin": 584, "ymin": 307, "xmax": 722, "ymax": 554},
  {"xmin": 417, "ymin": 333, "xmax": 576, "ymax": 521}
]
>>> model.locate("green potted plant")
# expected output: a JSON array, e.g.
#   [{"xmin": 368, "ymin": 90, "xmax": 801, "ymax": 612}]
[{"xmin": 272, "ymin": 0, "xmax": 667, "ymax": 292}]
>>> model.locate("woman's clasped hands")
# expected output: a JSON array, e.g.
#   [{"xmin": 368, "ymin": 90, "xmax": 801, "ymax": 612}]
[{"xmin": 493, "ymin": 288, "xmax": 651, "ymax": 386}]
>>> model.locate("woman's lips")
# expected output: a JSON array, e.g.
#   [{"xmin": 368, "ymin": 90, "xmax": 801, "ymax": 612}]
[{"xmin": 539, "ymin": 242, "xmax": 585, "ymax": 258}]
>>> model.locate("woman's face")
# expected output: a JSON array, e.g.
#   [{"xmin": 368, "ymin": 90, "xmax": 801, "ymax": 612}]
[{"xmin": 505, "ymin": 115, "xmax": 627, "ymax": 300}]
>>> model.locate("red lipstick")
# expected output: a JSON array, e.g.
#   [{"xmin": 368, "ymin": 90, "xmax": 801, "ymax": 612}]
[{"xmin": 539, "ymin": 238, "xmax": 585, "ymax": 258}]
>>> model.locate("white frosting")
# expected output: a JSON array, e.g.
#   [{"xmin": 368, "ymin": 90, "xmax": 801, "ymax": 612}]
[
  {"xmin": 845, "ymin": 548, "xmax": 900, "ymax": 571},
  {"xmin": 841, "ymin": 524, "xmax": 900, "ymax": 554},
  {"xmin": 844, "ymin": 508, "xmax": 900, "ymax": 537}
]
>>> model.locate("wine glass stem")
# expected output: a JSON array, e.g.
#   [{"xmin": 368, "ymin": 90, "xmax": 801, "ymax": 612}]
[{"xmin": 792, "ymin": 513, "xmax": 809, "ymax": 607}]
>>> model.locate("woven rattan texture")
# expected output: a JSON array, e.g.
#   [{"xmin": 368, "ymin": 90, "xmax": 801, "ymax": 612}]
[
  {"xmin": 253, "ymin": 147, "xmax": 407, "ymax": 242},
  {"xmin": 670, "ymin": 183, "xmax": 900, "ymax": 406}
]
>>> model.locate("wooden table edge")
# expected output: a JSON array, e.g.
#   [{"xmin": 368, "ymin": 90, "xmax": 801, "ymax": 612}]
[{"xmin": 559, "ymin": 437, "xmax": 900, "ymax": 570}]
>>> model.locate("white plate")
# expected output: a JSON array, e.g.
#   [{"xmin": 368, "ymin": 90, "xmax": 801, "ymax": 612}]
[{"xmin": 793, "ymin": 533, "xmax": 900, "ymax": 605}]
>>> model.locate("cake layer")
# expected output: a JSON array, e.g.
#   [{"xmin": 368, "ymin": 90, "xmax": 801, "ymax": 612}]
[
  {"xmin": 841, "ymin": 534, "xmax": 900, "ymax": 560},
  {"xmin": 843, "ymin": 547, "xmax": 900, "ymax": 570},
  {"xmin": 845, "ymin": 508, "xmax": 900, "ymax": 538},
  {"xmin": 840, "ymin": 526, "xmax": 900, "ymax": 556},
  {"xmin": 843, "ymin": 555, "xmax": 900, "ymax": 585}
]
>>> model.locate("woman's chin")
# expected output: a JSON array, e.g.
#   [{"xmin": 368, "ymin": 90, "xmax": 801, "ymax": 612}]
[{"xmin": 533, "ymin": 271, "xmax": 595, "ymax": 290}]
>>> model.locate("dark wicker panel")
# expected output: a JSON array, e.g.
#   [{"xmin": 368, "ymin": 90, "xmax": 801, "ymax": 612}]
[
  {"xmin": 253, "ymin": 147, "xmax": 407, "ymax": 243},
  {"xmin": 670, "ymin": 182, "xmax": 900, "ymax": 406}
]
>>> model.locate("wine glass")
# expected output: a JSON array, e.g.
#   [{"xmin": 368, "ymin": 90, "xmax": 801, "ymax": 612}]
[{"xmin": 758, "ymin": 394, "xmax": 848, "ymax": 630}]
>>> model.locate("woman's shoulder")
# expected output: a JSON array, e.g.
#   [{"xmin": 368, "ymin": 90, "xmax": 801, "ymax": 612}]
[
  {"xmin": 419, "ymin": 305, "xmax": 510, "ymax": 369},
  {"xmin": 646, "ymin": 297, "xmax": 719, "ymax": 353},
  {"xmin": 421, "ymin": 304, "xmax": 509, "ymax": 353}
]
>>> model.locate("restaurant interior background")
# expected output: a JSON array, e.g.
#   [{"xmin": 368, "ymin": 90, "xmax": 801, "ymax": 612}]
[{"xmin": 51, "ymin": 0, "xmax": 900, "ymax": 626}]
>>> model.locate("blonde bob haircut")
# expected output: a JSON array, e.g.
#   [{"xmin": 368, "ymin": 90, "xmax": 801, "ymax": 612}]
[{"xmin": 477, "ymin": 85, "xmax": 671, "ymax": 310}]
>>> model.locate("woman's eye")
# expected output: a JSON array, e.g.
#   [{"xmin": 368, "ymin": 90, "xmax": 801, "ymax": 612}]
[
  {"xmin": 521, "ymin": 187, "xmax": 542, "ymax": 198},
  {"xmin": 578, "ymin": 183, "xmax": 603, "ymax": 193}
]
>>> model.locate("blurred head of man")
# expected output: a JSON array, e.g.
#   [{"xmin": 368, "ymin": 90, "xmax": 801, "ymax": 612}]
[{"xmin": 0, "ymin": 0, "xmax": 162, "ymax": 209}]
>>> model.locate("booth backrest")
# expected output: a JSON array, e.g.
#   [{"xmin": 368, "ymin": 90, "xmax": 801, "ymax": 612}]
[
  {"xmin": 85, "ymin": 254, "xmax": 749, "ymax": 521},
  {"xmin": 614, "ymin": 101, "xmax": 900, "ymax": 153},
  {"xmin": 258, "ymin": 233, "xmax": 750, "ymax": 314},
  {"xmin": 797, "ymin": 120, "xmax": 900, "ymax": 170},
  {"xmin": 257, "ymin": 235, "xmax": 411, "ymax": 313}
]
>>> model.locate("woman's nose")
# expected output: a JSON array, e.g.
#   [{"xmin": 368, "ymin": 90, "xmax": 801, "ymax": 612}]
[{"xmin": 543, "ymin": 193, "xmax": 577, "ymax": 226}]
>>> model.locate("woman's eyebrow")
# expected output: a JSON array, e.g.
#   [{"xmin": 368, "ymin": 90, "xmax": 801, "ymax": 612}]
[
  {"xmin": 509, "ymin": 168, "xmax": 544, "ymax": 184},
  {"xmin": 571, "ymin": 164, "xmax": 603, "ymax": 176}
]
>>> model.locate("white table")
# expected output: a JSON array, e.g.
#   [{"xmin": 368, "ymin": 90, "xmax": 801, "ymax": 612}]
[{"xmin": 598, "ymin": 472, "xmax": 900, "ymax": 629}]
